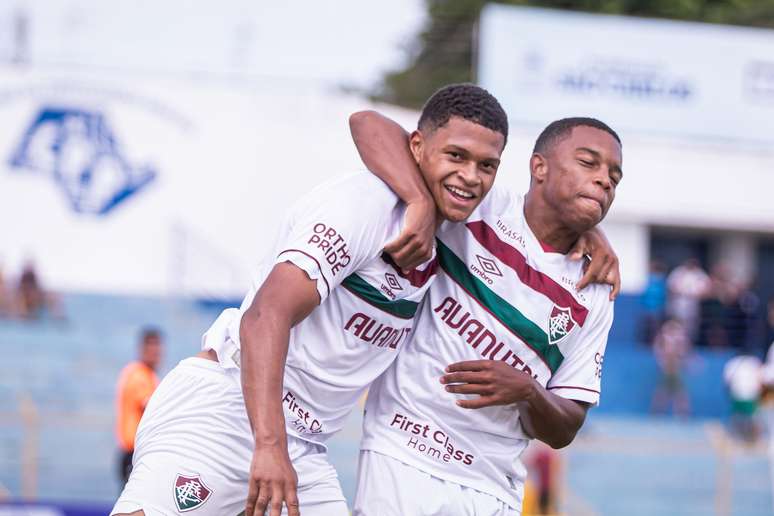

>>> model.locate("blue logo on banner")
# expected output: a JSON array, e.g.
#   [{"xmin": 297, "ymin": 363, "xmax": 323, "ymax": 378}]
[{"xmin": 8, "ymin": 106, "xmax": 156, "ymax": 215}]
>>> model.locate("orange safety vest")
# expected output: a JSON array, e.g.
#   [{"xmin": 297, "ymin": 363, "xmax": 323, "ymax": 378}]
[{"xmin": 116, "ymin": 361, "xmax": 159, "ymax": 451}]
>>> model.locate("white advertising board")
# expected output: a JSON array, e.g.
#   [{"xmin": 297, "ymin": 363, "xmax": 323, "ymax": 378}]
[
  {"xmin": 0, "ymin": 67, "xmax": 390, "ymax": 297},
  {"xmin": 478, "ymin": 5, "xmax": 774, "ymax": 145}
]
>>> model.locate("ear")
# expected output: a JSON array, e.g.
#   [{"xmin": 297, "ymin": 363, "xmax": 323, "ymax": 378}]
[
  {"xmin": 409, "ymin": 130, "xmax": 423, "ymax": 165},
  {"xmin": 530, "ymin": 153, "xmax": 547, "ymax": 184}
]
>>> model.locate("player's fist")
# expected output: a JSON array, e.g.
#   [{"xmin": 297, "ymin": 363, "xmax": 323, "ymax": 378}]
[{"xmin": 384, "ymin": 196, "xmax": 435, "ymax": 272}]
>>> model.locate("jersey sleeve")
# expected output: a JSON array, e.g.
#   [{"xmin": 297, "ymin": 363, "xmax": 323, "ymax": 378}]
[
  {"xmin": 273, "ymin": 175, "xmax": 397, "ymax": 304},
  {"xmin": 546, "ymin": 293, "xmax": 614, "ymax": 405}
]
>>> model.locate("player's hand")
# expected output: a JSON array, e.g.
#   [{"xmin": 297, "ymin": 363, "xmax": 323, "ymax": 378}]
[
  {"xmin": 440, "ymin": 360, "xmax": 535, "ymax": 409},
  {"xmin": 245, "ymin": 444, "xmax": 300, "ymax": 516},
  {"xmin": 384, "ymin": 196, "xmax": 435, "ymax": 272},
  {"xmin": 571, "ymin": 229, "xmax": 621, "ymax": 301}
]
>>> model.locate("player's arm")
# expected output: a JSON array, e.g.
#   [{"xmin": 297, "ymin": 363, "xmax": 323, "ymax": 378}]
[
  {"xmin": 441, "ymin": 361, "xmax": 588, "ymax": 449},
  {"xmin": 240, "ymin": 262, "xmax": 318, "ymax": 516},
  {"xmin": 350, "ymin": 110, "xmax": 435, "ymax": 271}
]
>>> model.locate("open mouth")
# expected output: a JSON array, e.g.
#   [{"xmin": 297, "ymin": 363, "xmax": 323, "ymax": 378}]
[{"xmin": 444, "ymin": 184, "xmax": 476, "ymax": 201}]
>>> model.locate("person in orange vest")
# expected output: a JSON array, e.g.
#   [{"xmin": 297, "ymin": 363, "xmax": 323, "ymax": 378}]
[{"xmin": 115, "ymin": 328, "xmax": 163, "ymax": 486}]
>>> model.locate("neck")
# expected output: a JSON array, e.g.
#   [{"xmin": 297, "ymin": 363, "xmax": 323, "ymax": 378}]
[
  {"xmin": 435, "ymin": 208, "xmax": 445, "ymax": 230},
  {"xmin": 523, "ymin": 191, "xmax": 580, "ymax": 254}
]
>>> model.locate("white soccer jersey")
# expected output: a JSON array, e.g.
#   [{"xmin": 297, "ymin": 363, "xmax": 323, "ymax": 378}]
[
  {"xmin": 360, "ymin": 186, "xmax": 614, "ymax": 509},
  {"xmin": 202, "ymin": 172, "xmax": 436, "ymax": 444}
]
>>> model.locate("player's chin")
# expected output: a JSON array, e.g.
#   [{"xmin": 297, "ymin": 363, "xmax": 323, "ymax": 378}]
[{"xmin": 439, "ymin": 205, "xmax": 476, "ymax": 223}]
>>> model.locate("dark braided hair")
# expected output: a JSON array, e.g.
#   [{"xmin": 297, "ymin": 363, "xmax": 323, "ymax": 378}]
[{"xmin": 418, "ymin": 83, "xmax": 509, "ymax": 146}]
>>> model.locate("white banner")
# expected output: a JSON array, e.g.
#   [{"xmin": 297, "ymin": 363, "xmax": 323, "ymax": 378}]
[
  {"xmin": 478, "ymin": 5, "xmax": 774, "ymax": 145},
  {"xmin": 0, "ymin": 67, "xmax": 384, "ymax": 296}
]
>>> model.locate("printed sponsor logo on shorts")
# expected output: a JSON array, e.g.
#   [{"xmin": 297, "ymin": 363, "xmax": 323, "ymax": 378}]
[{"xmin": 173, "ymin": 474, "xmax": 212, "ymax": 512}]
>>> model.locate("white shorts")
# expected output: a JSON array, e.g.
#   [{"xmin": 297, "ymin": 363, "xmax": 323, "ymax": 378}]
[
  {"xmin": 111, "ymin": 357, "xmax": 348, "ymax": 516},
  {"xmin": 353, "ymin": 451, "xmax": 518, "ymax": 516}
]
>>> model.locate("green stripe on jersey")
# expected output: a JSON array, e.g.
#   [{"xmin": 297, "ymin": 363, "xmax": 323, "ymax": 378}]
[
  {"xmin": 436, "ymin": 239, "xmax": 564, "ymax": 373},
  {"xmin": 341, "ymin": 274, "xmax": 418, "ymax": 319}
]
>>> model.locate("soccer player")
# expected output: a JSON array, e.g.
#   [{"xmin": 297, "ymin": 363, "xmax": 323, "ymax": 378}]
[
  {"xmin": 349, "ymin": 113, "xmax": 623, "ymax": 515},
  {"xmin": 111, "ymin": 84, "xmax": 509, "ymax": 516}
]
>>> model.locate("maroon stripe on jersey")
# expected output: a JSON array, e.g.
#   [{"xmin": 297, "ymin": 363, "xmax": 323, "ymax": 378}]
[
  {"xmin": 438, "ymin": 265, "xmax": 552, "ymax": 374},
  {"xmin": 277, "ymin": 249, "xmax": 330, "ymax": 298},
  {"xmin": 380, "ymin": 252, "xmax": 439, "ymax": 288},
  {"xmin": 465, "ymin": 221, "xmax": 589, "ymax": 326},
  {"xmin": 547, "ymin": 385, "xmax": 600, "ymax": 394}
]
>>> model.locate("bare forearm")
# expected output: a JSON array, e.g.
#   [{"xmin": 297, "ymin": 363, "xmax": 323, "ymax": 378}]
[
  {"xmin": 349, "ymin": 110, "xmax": 431, "ymax": 204},
  {"xmin": 240, "ymin": 310, "xmax": 291, "ymax": 446},
  {"xmin": 518, "ymin": 380, "xmax": 588, "ymax": 449}
]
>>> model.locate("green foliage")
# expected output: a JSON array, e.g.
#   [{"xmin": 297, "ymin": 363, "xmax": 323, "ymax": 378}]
[{"xmin": 374, "ymin": 0, "xmax": 774, "ymax": 108}]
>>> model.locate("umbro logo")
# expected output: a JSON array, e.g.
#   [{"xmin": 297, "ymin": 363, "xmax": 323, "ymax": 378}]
[
  {"xmin": 384, "ymin": 272, "xmax": 403, "ymax": 291},
  {"xmin": 475, "ymin": 255, "xmax": 503, "ymax": 277}
]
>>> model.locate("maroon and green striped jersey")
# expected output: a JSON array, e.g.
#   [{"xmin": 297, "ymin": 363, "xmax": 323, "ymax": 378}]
[
  {"xmin": 202, "ymin": 172, "xmax": 437, "ymax": 444},
  {"xmin": 361, "ymin": 185, "xmax": 614, "ymax": 510}
]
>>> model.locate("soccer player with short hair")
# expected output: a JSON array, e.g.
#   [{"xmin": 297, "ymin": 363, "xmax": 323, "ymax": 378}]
[
  {"xmin": 349, "ymin": 114, "xmax": 623, "ymax": 515},
  {"xmin": 111, "ymin": 84, "xmax": 511, "ymax": 516}
]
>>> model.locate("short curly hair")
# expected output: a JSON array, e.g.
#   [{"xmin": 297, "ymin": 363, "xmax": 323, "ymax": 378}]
[
  {"xmin": 418, "ymin": 83, "xmax": 509, "ymax": 146},
  {"xmin": 533, "ymin": 117, "xmax": 621, "ymax": 155}
]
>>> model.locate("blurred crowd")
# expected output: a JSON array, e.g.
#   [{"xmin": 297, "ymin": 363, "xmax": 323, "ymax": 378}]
[
  {"xmin": 640, "ymin": 258, "xmax": 771, "ymax": 352},
  {"xmin": 0, "ymin": 260, "xmax": 62, "ymax": 320},
  {"xmin": 642, "ymin": 257, "xmax": 774, "ymax": 440}
]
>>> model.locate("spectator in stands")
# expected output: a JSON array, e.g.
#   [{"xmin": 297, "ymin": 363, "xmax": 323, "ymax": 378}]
[
  {"xmin": 698, "ymin": 262, "xmax": 736, "ymax": 348},
  {"xmin": 667, "ymin": 258, "xmax": 711, "ymax": 344},
  {"xmin": 733, "ymin": 282, "xmax": 761, "ymax": 353},
  {"xmin": 0, "ymin": 263, "xmax": 11, "ymax": 317},
  {"xmin": 723, "ymin": 354, "xmax": 763, "ymax": 444},
  {"xmin": 639, "ymin": 259, "xmax": 668, "ymax": 344},
  {"xmin": 651, "ymin": 318, "xmax": 692, "ymax": 417},
  {"xmin": 115, "ymin": 328, "xmax": 163, "ymax": 487},
  {"xmin": 765, "ymin": 298, "xmax": 774, "ymax": 351},
  {"xmin": 15, "ymin": 260, "xmax": 63, "ymax": 319}
]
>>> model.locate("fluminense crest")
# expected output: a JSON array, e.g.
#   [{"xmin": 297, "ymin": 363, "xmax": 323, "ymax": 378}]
[
  {"xmin": 173, "ymin": 474, "xmax": 212, "ymax": 512},
  {"xmin": 548, "ymin": 305, "xmax": 575, "ymax": 345}
]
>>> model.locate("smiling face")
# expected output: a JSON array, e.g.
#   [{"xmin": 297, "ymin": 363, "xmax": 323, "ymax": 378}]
[
  {"xmin": 532, "ymin": 125, "xmax": 622, "ymax": 232},
  {"xmin": 410, "ymin": 116, "xmax": 505, "ymax": 222}
]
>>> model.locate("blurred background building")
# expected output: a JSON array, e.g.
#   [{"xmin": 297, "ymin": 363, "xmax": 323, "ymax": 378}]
[{"xmin": 0, "ymin": 1, "xmax": 773, "ymax": 515}]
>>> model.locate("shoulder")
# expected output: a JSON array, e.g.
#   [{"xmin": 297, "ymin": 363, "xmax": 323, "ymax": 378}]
[
  {"xmin": 475, "ymin": 184, "xmax": 522, "ymax": 219},
  {"xmin": 298, "ymin": 172, "xmax": 400, "ymax": 212},
  {"xmin": 577, "ymin": 282, "xmax": 615, "ymax": 327}
]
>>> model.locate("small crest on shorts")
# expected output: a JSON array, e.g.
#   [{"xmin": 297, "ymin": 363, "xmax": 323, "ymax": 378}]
[
  {"xmin": 548, "ymin": 305, "xmax": 575, "ymax": 345},
  {"xmin": 174, "ymin": 473, "xmax": 212, "ymax": 512}
]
